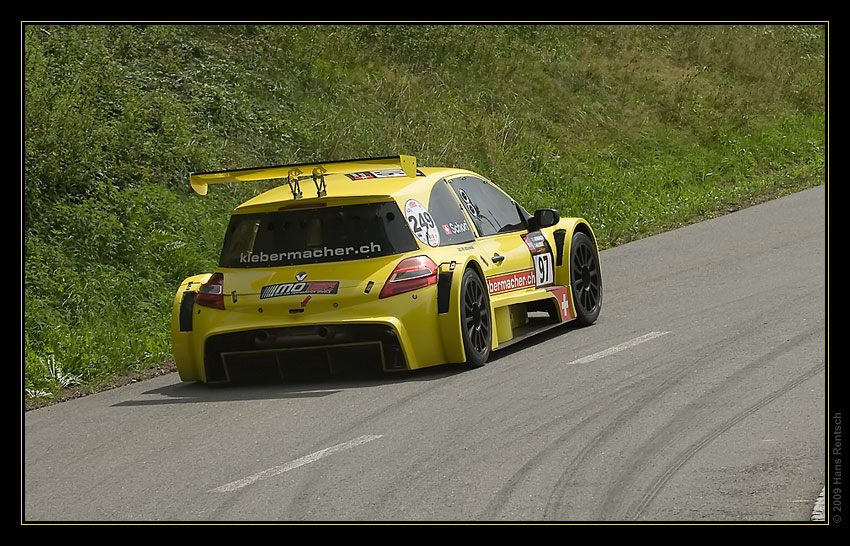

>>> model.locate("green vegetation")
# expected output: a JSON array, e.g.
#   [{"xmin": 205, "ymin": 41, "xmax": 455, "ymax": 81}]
[{"xmin": 23, "ymin": 24, "xmax": 826, "ymax": 402}]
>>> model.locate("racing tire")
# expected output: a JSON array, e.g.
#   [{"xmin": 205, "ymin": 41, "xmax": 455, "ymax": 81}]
[
  {"xmin": 570, "ymin": 231, "xmax": 602, "ymax": 326},
  {"xmin": 460, "ymin": 268, "xmax": 492, "ymax": 367}
]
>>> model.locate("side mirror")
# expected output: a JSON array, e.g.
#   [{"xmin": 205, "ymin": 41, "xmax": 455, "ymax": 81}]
[{"xmin": 529, "ymin": 208, "xmax": 560, "ymax": 231}]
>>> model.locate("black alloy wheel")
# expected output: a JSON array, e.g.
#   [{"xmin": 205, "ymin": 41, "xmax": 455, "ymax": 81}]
[
  {"xmin": 570, "ymin": 231, "xmax": 602, "ymax": 326},
  {"xmin": 460, "ymin": 268, "xmax": 491, "ymax": 367}
]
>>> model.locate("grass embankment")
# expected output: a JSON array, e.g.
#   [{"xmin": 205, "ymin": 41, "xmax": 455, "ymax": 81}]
[{"xmin": 23, "ymin": 24, "xmax": 826, "ymax": 404}]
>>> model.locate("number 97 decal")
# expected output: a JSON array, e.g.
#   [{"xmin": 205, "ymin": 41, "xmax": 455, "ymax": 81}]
[{"xmin": 534, "ymin": 252, "xmax": 554, "ymax": 287}]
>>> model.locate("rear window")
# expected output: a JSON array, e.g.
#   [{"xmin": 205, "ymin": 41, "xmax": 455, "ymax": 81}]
[{"xmin": 219, "ymin": 202, "xmax": 418, "ymax": 268}]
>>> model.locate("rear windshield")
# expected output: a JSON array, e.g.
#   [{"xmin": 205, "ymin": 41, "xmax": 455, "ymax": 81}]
[{"xmin": 219, "ymin": 202, "xmax": 419, "ymax": 268}]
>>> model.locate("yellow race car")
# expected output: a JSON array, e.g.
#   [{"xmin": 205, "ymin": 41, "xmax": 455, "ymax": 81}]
[{"xmin": 171, "ymin": 156, "xmax": 602, "ymax": 383}]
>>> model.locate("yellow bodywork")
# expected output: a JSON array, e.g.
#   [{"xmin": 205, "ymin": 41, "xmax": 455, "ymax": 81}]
[{"xmin": 172, "ymin": 156, "xmax": 599, "ymax": 383}]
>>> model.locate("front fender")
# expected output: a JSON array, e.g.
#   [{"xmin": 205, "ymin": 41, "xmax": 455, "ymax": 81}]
[{"xmin": 545, "ymin": 218, "xmax": 597, "ymax": 287}]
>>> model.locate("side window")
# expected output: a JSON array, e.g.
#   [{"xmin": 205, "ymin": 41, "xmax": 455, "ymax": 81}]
[
  {"xmin": 427, "ymin": 179, "xmax": 475, "ymax": 246},
  {"xmin": 449, "ymin": 176, "xmax": 526, "ymax": 237}
]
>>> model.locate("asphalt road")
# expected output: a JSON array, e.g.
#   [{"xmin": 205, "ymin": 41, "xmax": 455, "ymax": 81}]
[{"xmin": 23, "ymin": 185, "xmax": 827, "ymax": 522}]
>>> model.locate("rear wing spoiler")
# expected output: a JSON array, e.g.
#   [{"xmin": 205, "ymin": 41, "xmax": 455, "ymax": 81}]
[{"xmin": 189, "ymin": 155, "xmax": 418, "ymax": 197}]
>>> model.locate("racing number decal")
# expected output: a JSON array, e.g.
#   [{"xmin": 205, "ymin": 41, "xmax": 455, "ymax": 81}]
[
  {"xmin": 405, "ymin": 199, "xmax": 440, "ymax": 247},
  {"xmin": 522, "ymin": 231, "xmax": 555, "ymax": 288},
  {"xmin": 534, "ymin": 253, "xmax": 554, "ymax": 287}
]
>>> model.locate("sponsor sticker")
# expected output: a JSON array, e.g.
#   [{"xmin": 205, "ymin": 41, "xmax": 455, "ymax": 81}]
[
  {"xmin": 240, "ymin": 242, "xmax": 382, "ymax": 265},
  {"xmin": 486, "ymin": 269, "xmax": 536, "ymax": 295},
  {"xmin": 405, "ymin": 199, "xmax": 440, "ymax": 247},
  {"xmin": 522, "ymin": 231, "xmax": 551, "ymax": 256},
  {"xmin": 260, "ymin": 281, "xmax": 340, "ymax": 300},
  {"xmin": 345, "ymin": 169, "xmax": 425, "ymax": 180},
  {"xmin": 522, "ymin": 231, "xmax": 554, "ymax": 288},
  {"xmin": 547, "ymin": 286, "xmax": 573, "ymax": 321},
  {"xmin": 443, "ymin": 221, "xmax": 470, "ymax": 235}
]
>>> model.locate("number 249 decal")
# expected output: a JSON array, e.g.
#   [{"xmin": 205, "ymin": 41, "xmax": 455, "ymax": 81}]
[
  {"xmin": 404, "ymin": 199, "xmax": 441, "ymax": 247},
  {"xmin": 408, "ymin": 210, "xmax": 435, "ymax": 235}
]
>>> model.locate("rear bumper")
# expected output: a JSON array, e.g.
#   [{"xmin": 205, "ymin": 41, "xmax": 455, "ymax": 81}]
[
  {"xmin": 203, "ymin": 323, "xmax": 408, "ymax": 383},
  {"xmin": 171, "ymin": 281, "xmax": 452, "ymax": 383}
]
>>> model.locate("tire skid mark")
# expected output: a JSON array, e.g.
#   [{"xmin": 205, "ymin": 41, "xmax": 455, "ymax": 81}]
[
  {"xmin": 607, "ymin": 322, "xmax": 823, "ymax": 520},
  {"xmin": 482, "ymin": 374, "xmax": 663, "ymax": 518},
  {"xmin": 539, "ymin": 339, "xmax": 722, "ymax": 520},
  {"xmin": 481, "ymin": 380, "xmax": 640, "ymax": 517},
  {"xmin": 594, "ymin": 322, "xmax": 823, "ymax": 520},
  {"xmin": 210, "ymin": 377, "xmax": 453, "ymax": 519},
  {"xmin": 375, "ymin": 355, "xmax": 629, "ymax": 517},
  {"xmin": 282, "ymin": 377, "xmax": 466, "ymax": 519},
  {"xmin": 540, "ymin": 307, "xmax": 821, "ymax": 520},
  {"xmin": 329, "ymin": 329, "xmax": 675, "ymax": 519},
  {"xmin": 597, "ymin": 323, "xmax": 823, "ymax": 520},
  {"xmin": 275, "ymin": 351, "xmax": 584, "ymax": 519},
  {"xmin": 625, "ymin": 355, "xmax": 824, "ymax": 520},
  {"xmin": 483, "ymin": 341, "xmax": 693, "ymax": 519}
]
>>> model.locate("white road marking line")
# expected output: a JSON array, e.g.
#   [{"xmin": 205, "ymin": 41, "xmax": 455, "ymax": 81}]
[
  {"xmin": 211, "ymin": 434, "xmax": 383, "ymax": 493},
  {"xmin": 567, "ymin": 331, "xmax": 670, "ymax": 365},
  {"xmin": 812, "ymin": 487, "xmax": 825, "ymax": 521}
]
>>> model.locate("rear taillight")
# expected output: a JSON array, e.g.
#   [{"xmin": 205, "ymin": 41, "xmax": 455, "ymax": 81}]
[
  {"xmin": 195, "ymin": 272, "xmax": 225, "ymax": 310},
  {"xmin": 379, "ymin": 256, "xmax": 438, "ymax": 299}
]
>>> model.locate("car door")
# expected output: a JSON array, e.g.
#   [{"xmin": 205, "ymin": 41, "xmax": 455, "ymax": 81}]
[{"xmin": 446, "ymin": 175, "xmax": 546, "ymax": 298}]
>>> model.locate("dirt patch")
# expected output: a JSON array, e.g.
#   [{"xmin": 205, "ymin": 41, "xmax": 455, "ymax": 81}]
[{"xmin": 24, "ymin": 361, "xmax": 177, "ymax": 412}]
